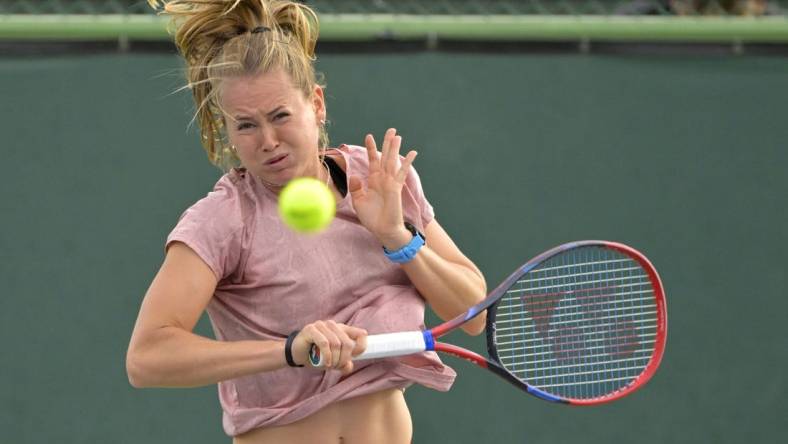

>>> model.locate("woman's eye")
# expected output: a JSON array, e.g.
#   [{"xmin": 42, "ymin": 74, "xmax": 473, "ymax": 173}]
[
  {"xmin": 237, "ymin": 122, "xmax": 253, "ymax": 130},
  {"xmin": 274, "ymin": 112, "xmax": 289, "ymax": 121}
]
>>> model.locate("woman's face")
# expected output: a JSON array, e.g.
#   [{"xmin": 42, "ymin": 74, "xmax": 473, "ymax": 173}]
[{"xmin": 221, "ymin": 69, "xmax": 326, "ymax": 187}]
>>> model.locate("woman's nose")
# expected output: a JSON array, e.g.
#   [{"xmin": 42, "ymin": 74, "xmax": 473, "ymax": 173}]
[{"xmin": 259, "ymin": 126, "xmax": 279, "ymax": 151}]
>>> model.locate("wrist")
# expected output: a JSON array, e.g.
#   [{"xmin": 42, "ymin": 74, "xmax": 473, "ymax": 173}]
[
  {"xmin": 379, "ymin": 227, "xmax": 413, "ymax": 251},
  {"xmin": 382, "ymin": 222, "xmax": 425, "ymax": 264},
  {"xmin": 285, "ymin": 330, "xmax": 304, "ymax": 367}
]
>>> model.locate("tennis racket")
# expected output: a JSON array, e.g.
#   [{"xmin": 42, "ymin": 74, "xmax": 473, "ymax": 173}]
[{"xmin": 309, "ymin": 240, "xmax": 667, "ymax": 405}]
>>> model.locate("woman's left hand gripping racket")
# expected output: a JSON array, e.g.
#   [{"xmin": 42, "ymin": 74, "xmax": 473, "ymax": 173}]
[{"xmin": 310, "ymin": 240, "xmax": 667, "ymax": 405}]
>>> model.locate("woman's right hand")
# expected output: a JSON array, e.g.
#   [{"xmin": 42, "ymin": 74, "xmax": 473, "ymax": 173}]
[{"xmin": 290, "ymin": 321, "xmax": 368, "ymax": 374}]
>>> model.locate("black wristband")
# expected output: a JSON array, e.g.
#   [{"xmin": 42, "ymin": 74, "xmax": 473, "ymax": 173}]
[{"xmin": 285, "ymin": 330, "xmax": 303, "ymax": 367}]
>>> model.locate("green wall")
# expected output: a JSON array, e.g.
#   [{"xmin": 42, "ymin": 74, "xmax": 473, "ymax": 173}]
[{"xmin": 1, "ymin": 50, "xmax": 786, "ymax": 443}]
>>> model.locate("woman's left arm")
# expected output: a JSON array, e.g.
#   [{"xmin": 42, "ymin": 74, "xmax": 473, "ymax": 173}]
[
  {"xmin": 349, "ymin": 128, "xmax": 487, "ymax": 334},
  {"xmin": 398, "ymin": 219, "xmax": 487, "ymax": 335}
]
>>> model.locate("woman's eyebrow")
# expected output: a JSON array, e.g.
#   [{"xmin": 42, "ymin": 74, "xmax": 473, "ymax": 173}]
[
  {"xmin": 265, "ymin": 105, "xmax": 285, "ymax": 118},
  {"xmin": 233, "ymin": 105, "xmax": 284, "ymax": 121}
]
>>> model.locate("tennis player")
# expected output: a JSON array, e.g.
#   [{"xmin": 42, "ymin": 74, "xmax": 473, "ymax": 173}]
[{"xmin": 127, "ymin": 1, "xmax": 486, "ymax": 442}]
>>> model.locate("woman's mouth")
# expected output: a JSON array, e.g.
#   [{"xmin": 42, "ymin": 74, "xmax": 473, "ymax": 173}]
[{"xmin": 265, "ymin": 154, "xmax": 288, "ymax": 166}]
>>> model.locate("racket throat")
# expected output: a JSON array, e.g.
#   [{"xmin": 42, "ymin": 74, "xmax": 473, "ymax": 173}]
[{"xmin": 434, "ymin": 342, "xmax": 489, "ymax": 368}]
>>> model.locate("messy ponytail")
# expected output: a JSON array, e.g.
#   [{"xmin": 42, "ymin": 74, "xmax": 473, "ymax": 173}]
[{"xmin": 148, "ymin": 0, "xmax": 326, "ymax": 169}]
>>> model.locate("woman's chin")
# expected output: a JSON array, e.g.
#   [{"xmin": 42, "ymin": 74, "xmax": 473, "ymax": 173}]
[{"xmin": 250, "ymin": 168, "xmax": 293, "ymax": 187}]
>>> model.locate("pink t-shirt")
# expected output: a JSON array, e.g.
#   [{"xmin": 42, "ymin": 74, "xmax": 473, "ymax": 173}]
[{"xmin": 166, "ymin": 144, "xmax": 456, "ymax": 436}]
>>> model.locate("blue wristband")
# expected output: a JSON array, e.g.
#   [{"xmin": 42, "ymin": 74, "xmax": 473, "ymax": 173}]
[{"xmin": 383, "ymin": 225, "xmax": 425, "ymax": 264}]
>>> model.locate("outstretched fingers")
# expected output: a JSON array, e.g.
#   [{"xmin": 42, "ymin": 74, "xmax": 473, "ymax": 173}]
[
  {"xmin": 364, "ymin": 133, "xmax": 380, "ymax": 174},
  {"xmin": 396, "ymin": 150, "xmax": 418, "ymax": 183},
  {"xmin": 381, "ymin": 128, "xmax": 401, "ymax": 175},
  {"xmin": 366, "ymin": 128, "xmax": 414, "ymax": 180}
]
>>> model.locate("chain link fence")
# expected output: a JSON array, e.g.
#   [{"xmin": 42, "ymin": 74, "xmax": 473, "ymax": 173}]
[{"xmin": 1, "ymin": 0, "xmax": 785, "ymax": 16}]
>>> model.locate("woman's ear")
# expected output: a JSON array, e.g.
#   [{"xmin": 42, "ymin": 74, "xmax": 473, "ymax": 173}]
[{"xmin": 312, "ymin": 85, "xmax": 326, "ymax": 123}]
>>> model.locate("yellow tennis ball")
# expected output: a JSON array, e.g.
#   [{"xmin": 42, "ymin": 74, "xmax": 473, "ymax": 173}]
[{"xmin": 278, "ymin": 177, "xmax": 336, "ymax": 233}]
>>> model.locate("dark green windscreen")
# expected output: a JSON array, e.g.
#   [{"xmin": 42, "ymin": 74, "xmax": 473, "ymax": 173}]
[{"xmin": 1, "ymin": 51, "xmax": 785, "ymax": 443}]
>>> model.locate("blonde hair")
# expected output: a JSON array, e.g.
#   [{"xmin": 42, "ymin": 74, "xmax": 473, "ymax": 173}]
[{"xmin": 148, "ymin": 0, "xmax": 327, "ymax": 169}]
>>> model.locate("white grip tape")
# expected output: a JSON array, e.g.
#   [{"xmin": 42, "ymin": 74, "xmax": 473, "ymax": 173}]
[
  {"xmin": 309, "ymin": 331, "xmax": 426, "ymax": 367},
  {"xmin": 355, "ymin": 331, "xmax": 427, "ymax": 360}
]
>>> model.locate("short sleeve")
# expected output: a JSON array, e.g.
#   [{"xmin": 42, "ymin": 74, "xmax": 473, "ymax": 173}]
[{"xmin": 166, "ymin": 177, "xmax": 247, "ymax": 282}]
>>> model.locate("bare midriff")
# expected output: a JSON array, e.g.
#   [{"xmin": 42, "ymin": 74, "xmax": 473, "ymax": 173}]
[{"xmin": 233, "ymin": 388, "xmax": 412, "ymax": 444}]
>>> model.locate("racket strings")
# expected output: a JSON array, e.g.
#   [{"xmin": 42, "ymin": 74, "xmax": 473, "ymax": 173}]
[{"xmin": 493, "ymin": 246, "xmax": 658, "ymax": 400}]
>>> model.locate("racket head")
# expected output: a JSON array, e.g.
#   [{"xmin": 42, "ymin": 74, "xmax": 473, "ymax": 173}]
[{"xmin": 486, "ymin": 240, "xmax": 667, "ymax": 405}]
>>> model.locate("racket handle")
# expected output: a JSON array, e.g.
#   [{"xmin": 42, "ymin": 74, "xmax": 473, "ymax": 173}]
[{"xmin": 309, "ymin": 331, "xmax": 427, "ymax": 367}]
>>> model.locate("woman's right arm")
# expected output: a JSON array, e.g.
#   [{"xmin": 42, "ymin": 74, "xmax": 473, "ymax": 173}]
[
  {"xmin": 126, "ymin": 241, "xmax": 286, "ymax": 387},
  {"xmin": 126, "ymin": 242, "xmax": 366, "ymax": 388}
]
